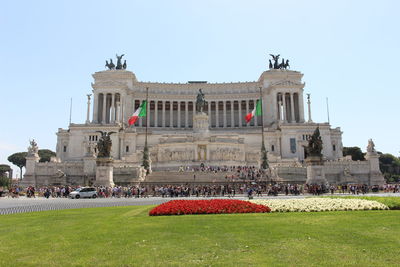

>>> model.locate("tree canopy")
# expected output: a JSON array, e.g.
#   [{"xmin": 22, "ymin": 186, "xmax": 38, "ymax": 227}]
[
  {"xmin": 343, "ymin": 147, "xmax": 365, "ymax": 161},
  {"xmin": 379, "ymin": 153, "xmax": 400, "ymax": 166},
  {"xmin": 379, "ymin": 153, "xmax": 400, "ymax": 183},
  {"xmin": 8, "ymin": 152, "xmax": 27, "ymax": 169},
  {"xmin": 7, "ymin": 152, "xmax": 27, "ymax": 179},
  {"xmin": 38, "ymin": 149, "xmax": 56, "ymax": 163},
  {"xmin": 0, "ymin": 164, "xmax": 12, "ymax": 178}
]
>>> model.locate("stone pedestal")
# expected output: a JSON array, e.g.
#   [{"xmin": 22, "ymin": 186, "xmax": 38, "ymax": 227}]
[
  {"xmin": 306, "ymin": 165, "xmax": 327, "ymax": 185},
  {"xmin": 21, "ymin": 154, "xmax": 40, "ymax": 187},
  {"xmin": 305, "ymin": 156, "xmax": 328, "ymax": 185},
  {"xmin": 193, "ymin": 112, "xmax": 209, "ymax": 134},
  {"xmin": 95, "ymin": 158, "xmax": 115, "ymax": 187},
  {"xmin": 365, "ymin": 152, "xmax": 385, "ymax": 186}
]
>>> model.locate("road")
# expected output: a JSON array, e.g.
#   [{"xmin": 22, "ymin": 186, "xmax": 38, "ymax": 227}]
[{"xmin": 1, "ymin": 193, "xmax": 399, "ymax": 215}]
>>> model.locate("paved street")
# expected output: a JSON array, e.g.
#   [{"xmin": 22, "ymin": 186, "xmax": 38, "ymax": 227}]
[{"xmin": 1, "ymin": 193, "xmax": 399, "ymax": 215}]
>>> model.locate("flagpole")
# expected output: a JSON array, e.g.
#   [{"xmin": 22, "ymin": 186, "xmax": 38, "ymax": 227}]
[
  {"xmin": 326, "ymin": 97, "xmax": 330, "ymax": 124},
  {"xmin": 259, "ymin": 87, "xmax": 268, "ymax": 172},
  {"xmin": 145, "ymin": 87, "xmax": 149, "ymax": 144},
  {"xmin": 259, "ymin": 87, "xmax": 265, "ymax": 143},
  {"xmin": 69, "ymin": 97, "xmax": 72, "ymax": 126},
  {"xmin": 142, "ymin": 87, "xmax": 150, "ymax": 174}
]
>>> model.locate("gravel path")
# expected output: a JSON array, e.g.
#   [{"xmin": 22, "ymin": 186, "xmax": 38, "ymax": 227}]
[{"xmin": 1, "ymin": 193, "xmax": 399, "ymax": 215}]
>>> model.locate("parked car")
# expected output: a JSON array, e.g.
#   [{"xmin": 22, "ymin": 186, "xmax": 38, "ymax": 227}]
[{"xmin": 69, "ymin": 187, "xmax": 98, "ymax": 199}]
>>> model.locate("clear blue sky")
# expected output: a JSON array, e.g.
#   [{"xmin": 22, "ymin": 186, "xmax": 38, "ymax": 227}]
[{"xmin": 1, "ymin": 0, "xmax": 399, "ymax": 177}]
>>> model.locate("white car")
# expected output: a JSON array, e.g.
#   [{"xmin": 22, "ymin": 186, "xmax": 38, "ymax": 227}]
[{"xmin": 69, "ymin": 187, "xmax": 98, "ymax": 199}]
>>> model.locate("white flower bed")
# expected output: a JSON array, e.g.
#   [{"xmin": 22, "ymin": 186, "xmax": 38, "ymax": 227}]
[{"xmin": 250, "ymin": 198, "xmax": 388, "ymax": 212}]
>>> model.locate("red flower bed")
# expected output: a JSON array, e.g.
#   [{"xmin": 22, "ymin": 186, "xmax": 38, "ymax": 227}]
[{"xmin": 149, "ymin": 199, "xmax": 271, "ymax": 216}]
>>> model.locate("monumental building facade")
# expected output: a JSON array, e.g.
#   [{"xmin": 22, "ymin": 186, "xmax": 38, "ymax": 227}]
[{"xmin": 22, "ymin": 57, "xmax": 385, "ymax": 186}]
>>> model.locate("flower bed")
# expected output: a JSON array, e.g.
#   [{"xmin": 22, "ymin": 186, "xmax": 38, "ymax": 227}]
[
  {"xmin": 149, "ymin": 199, "xmax": 271, "ymax": 216},
  {"xmin": 250, "ymin": 198, "xmax": 389, "ymax": 212}
]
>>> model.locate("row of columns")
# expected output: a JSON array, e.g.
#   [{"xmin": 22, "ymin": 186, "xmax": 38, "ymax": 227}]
[
  {"xmin": 91, "ymin": 91, "xmax": 305, "ymax": 126},
  {"xmin": 93, "ymin": 93, "xmax": 122, "ymax": 124},
  {"xmin": 133, "ymin": 99, "xmax": 261, "ymax": 128},
  {"xmin": 276, "ymin": 92, "xmax": 302, "ymax": 123}
]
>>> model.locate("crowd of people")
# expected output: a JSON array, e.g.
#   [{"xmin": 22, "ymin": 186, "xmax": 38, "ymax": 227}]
[
  {"xmin": 180, "ymin": 165, "xmax": 266, "ymax": 181},
  {"xmin": 1, "ymin": 182, "xmax": 398, "ymax": 199}
]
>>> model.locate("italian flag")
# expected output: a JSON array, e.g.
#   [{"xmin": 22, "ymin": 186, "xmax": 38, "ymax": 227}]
[
  {"xmin": 245, "ymin": 99, "xmax": 262, "ymax": 123},
  {"xmin": 128, "ymin": 100, "xmax": 147, "ymax": 126}
]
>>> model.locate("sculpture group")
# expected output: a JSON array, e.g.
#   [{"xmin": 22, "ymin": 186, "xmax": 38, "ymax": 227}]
[
  {"xmin": 305, "ymin": 127, "xmax": 323, "ymax": 158},
  {"xmin": 96, "ymin": 131, "xmax": 115, "ymax": 158},
  {"xmin": 269, "ymin": 54, "xmax": 290, "ymax": 70},
  {"xmin": 27, "ymin": 139, "xmax": 38, "ymax": 156},
  {"xmin": 105, "ymin": 54, "xmax": 127, "ymax": 70}
]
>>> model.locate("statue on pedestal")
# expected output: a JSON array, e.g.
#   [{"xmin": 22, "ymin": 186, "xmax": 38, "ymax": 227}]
[
  {"xmin": 196, "ymin": 89, "xmax": 206, "ymax": 113},
  {"xmin": 367, "ymin": 139, "xmax": 376, "ymax": 153},
  {"xmin": 27, "ymin": 139, "xmax": 39, "ymax": 156},
  {"xmin": 305, "ymin": 127, "xmax": 323, "ymax": 158},
  {"xmin": 96, "ymin": 131, "xmax": 116, "ymax": 158}
]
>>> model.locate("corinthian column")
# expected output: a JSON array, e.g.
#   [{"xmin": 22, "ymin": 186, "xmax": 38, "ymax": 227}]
[
  {"xmin": 185, "ymin": 101, "xmax": 189, "ymax": 128},
  {"xmin": 216, "ymin": 101, "xmax": 219, "ymax": 127},
  {"xmin": 92, "ymin": 93, "xmax": 98, "ymax": 123},
  {"xmin": 223, "ymin": 101, "xmax": 227, "ymax": 127},
  {"xmin": 231, "ymin": 101, "xmax": 234, "ymax": 127},
  {"xmin": 238, "ymin": 100, "xmax": 242, "ymax": 127},
  {"xmin": 245, "ymin": 100, "xmax": 249, "ymax": 127},
  {"xmin": 102, "ymin": 93, "xmax": 107, "ymax": 124},
  {"xmin": 162, "ymin": 101, "xmax": 166, "ymax": 127},
  {"xmin": 111, "ymin": 93, "xmax": 115, "ymax": 123},
  {"xmin": 154, "ymin": 100, "xmax": 158, "ymax": 127},
  {"xmin": 290, "ymin": 93, "xmax": 295, "ymax": 123},
  {"xmin": 86, "ymin": 94, "xmax": 91, "ymax": 124},
  {"xmin": 208, "ymin": 101, "xmax": 211, "ymax": 125},
  {"xmin": 178, "ymin": 101, "xmax": 181, "ymax": 128},
  {"xmin": 282, "ymin": 93, "xmax": 287, "ymax": 122}
]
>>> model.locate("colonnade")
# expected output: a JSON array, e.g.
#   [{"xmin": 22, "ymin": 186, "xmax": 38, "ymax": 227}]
[
  {"xmin": 92, "ymin": 92, "xmax": 304, "ymax": 126},
  {"xmin": 93, "ymin": 93, "xmax": 122, "ymax": 124},
  {"xmin": 276, "ymin": 92, "xmax": 302, "ymax": 123},
  {"xmin": 132, "ymin": 99, "xmax": 262, "ymax": 128}
]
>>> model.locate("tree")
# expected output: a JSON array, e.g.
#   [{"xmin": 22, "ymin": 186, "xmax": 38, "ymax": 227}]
[
  {"xmin": 0, "ymin": 176, "xmax": 11, "ymax": 187},
  {"xmin": 343, "ymin": 147, "xmax": 365, "ymax": 161},
  {"xmin": 38, "ymin": 149, "xmax": 56, "ymax": 163},
  {"xmin": 8, "ymin": 152, "xmax": 27, "ymax": 179},
  {"xmin": 379, "ymin": 153, "xmax": 400, "ymax": 182},
  {"xmin": 379, "ymin": 153, "xmax": 400, "ymax": 166},
  {"xmin": 260, "ymin": 140, "xmax": 269, "ymax": 169},
  {"xmin": 0, "ymin": 164, "xmax": 11, "ymax": 177}
]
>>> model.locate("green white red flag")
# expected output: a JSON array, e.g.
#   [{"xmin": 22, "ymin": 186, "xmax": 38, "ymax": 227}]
[
  {"xmin": 245, "ymin": 99, "xmax": 262, "ymax": 123},
  {"xmin": 128, "ymin": 100, "xmax": 147, "ymax": 126}
]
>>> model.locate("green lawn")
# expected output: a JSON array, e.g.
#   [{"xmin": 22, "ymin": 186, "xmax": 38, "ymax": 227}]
[{"xmin": 0, "ymin": 206, "xmax": 399, "ymax": 267}]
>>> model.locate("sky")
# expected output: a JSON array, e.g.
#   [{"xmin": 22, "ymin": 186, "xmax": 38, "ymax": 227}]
[{"xmin": 1, "ymin": 0, "xmax": 399, "ymax": 177}]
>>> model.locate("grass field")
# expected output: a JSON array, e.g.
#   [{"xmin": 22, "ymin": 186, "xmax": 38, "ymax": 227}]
[{"xmin": 0, "ymin": 206, "xmax": 399, "ymax": 267}]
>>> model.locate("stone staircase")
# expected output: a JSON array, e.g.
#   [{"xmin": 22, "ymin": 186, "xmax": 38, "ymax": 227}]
[{"xmin": 142, "ymin": 171, "xmax": 238, "ymax": 184}]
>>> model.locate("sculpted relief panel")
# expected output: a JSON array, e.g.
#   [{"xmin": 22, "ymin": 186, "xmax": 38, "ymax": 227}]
[
  {"xmin": 209, "ymin": 147, "xmax": 244, "ymax": 161},
  {"xmin": 246, "ymin": 151, "xmax": 260, "ymax": 162},
  {"xmin": 158, "ymin": 148, "xmax": 194, "ymax": 162}
]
